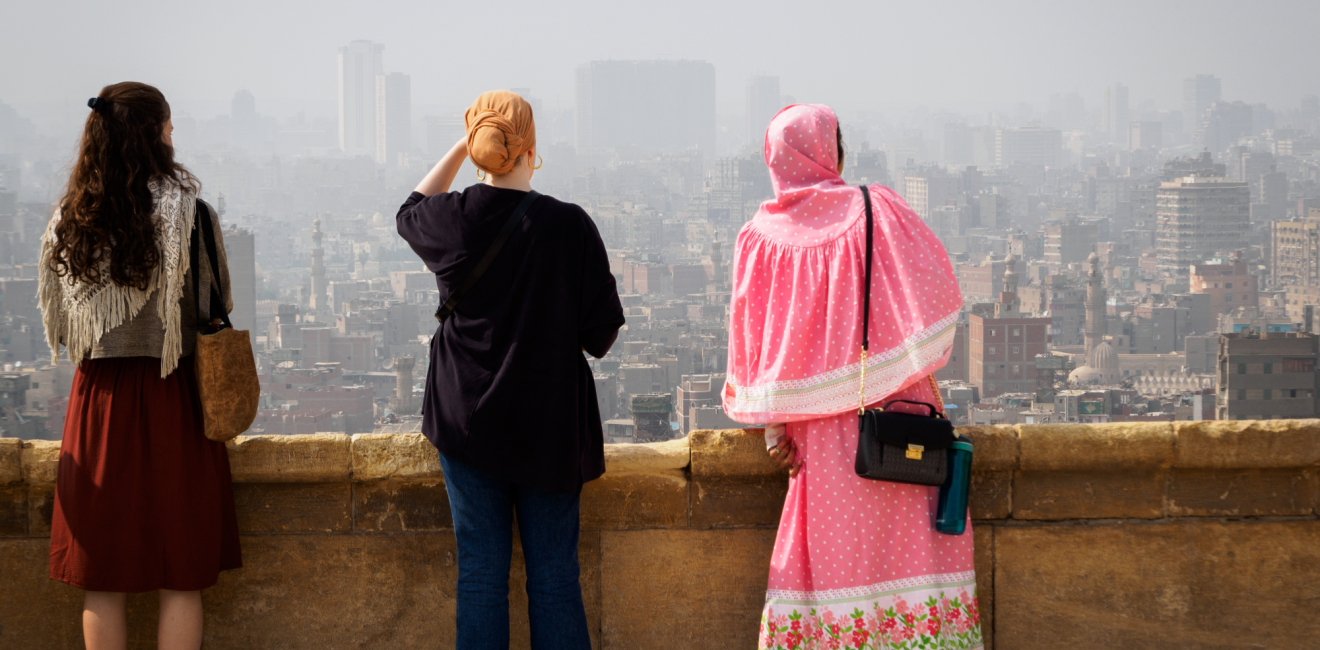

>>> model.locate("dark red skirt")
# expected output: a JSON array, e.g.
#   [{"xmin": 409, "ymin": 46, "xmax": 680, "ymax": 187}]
[{"xmin": 49, "ymin": 355, "xmax": 242, "ymax": 592}]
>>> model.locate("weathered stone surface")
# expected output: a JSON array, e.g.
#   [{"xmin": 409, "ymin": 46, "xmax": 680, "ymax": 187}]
[
  {"xmin": 1013, "ymin": 470, "xmax": 1165, "ymax": 520},
  {"xmin": 973, "ymin": 525, "xmax": 994, "ymax": 650},
  {"xmin": 604, "ymin": 437, "xmax": 690, "ymax": 473},
  {"xmin": 225, "ymin": 434, "xmax": 351, "ymax": 483},
  {"xmin": 1175, "ymin": 419, "xmax": 1320, "ymax": 469},
  {"xmin": 353, "ymin": 479, "xmax": 452, "ymax": 531},
  {"xmin": 960, "ymin": 425, "xmax": 1019, "ymax": 472},
  {"xmin": 970, "ymin": 471, "xmax": 1011, "ymax": 520},
  {"xmin": 20, "ymin": 439, "xmax": 60, "ymax": 484},
  {"xmin": 691, "ymin": 476, "xmax": 787, "ymax": 528},
  {"xmin": 233, "ymin": 483, "xmax": 352, "ymax": 534},
  {"xmin": 350, "ymin": 433, "xmax": 441, "ymax": 481},
  {"xmin": 994, "ymin": 521, "xmax": 1320, "ymax": 649},
  {"xmin": 28, "ymin": 483, "xmax": 54, "ymax": 536},
  {"xmin": 0, "ymin": 485, "xmax": 27, "ymax": 536},
  {"xmin": 690, "ymin": 428, "xmax": 782, "ymax": 478},
  {"xmin": 203, "ymin": 535, "xmax": 458, "ymax": 648},
  {"xmin": 0, "ymin": 539, "xmax": 84, "ymax": 647},
  {"xmin": 1168, "ymin": 468, "xmax": 1316, "ymax": 517},
  {"xmin": 0, "ymin": 437, "xmax": 22, "ymax": 485},
  {"xmin": 581, "ymin": 469, "xmax": 689, "ymax": 530},
  {"xmin": 1019, "ymin": 422, "xmax": 1174, "ymax": 471},
  {"xmin": 601, "ymin": 529, "xmax": 775, "ymax": 650}
]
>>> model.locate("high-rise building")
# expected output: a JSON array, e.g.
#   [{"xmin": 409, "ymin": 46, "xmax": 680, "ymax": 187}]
[
  {"xmin": 1271, "ymin": 210, "xmax": 1320, "ymax": 322},
  {"xmin": 903, "ymin": 170, "xmax": 961, "ymax": 220},
  {"xmin": 1129, "ymin": 121, "xmax": 1162, "ymax": 150},
  {"xmin": 745, "ymin": 75, "xmax": 781, "ymax": 148},
  {"xmin": 375, "ymin": 72, "xmax": 410, "ymax": 166},
  {"xmin": 995, "ymin": 124, "xmax": 1061, "ymax": 167},
  {"xmin": 222, "ymin": 226, "xmax": 257, "ymax": 337},
  {"xmin": 424, "ymin": 115, "xmax": 465, "ymax": 157},
  {"xmin": 1102, "ymin": 83, "xmax": 1129, "ymax": 147},
  {"xmin": 1183, "ymin": 74, "xmax": 1221, "ymax": 135},
  {"xmin": 575, "ymin": 60, "xmax": 716, "ymax": 155},
  {"xmin": 1043, "ymin": 217, "xmax": 1098, "ymax": 266},
  {"xmin": 1191, "ymin": 255, "xmax": 1258, "ymax": 315},
  {"xmin": 1215, "ymin": 332, "xmax": 1319, "ymax": 420},
  {"xmin": 338, "ymin": 40, "xmax": 385, "ymax": 157},
  {"xmin": 1154, "ymin": 176, "xmax": 1249, "ymax": 275},
  {"xmin": 1197, "ymin": 101, "xmax": 1253, "ymax": 153}
]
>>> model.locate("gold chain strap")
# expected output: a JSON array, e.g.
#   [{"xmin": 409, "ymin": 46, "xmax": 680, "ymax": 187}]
[{"xmin": 928, "ymin": 374, "xmax": 945, "ymax": 414}]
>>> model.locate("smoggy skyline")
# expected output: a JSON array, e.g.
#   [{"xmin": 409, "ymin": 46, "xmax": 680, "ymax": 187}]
[{"xmin": 3, "ymin": 0, "xmax": 1318, "ymax": 127}]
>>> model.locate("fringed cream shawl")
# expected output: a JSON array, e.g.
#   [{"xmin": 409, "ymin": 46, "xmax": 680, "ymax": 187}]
[{"xmin": 39, "ymin": 179, "xmax": 196, "ymax": 377}]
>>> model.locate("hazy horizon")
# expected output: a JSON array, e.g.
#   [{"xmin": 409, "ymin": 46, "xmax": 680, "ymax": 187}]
[{"xmin": 3, "ymin": 0, "xmax": 1318, "ymax": 131}]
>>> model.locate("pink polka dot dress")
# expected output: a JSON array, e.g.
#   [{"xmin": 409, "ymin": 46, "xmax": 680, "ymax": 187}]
[{"xmin": 724, "ymin": 105, "xmax": 982, "ymax": 650}]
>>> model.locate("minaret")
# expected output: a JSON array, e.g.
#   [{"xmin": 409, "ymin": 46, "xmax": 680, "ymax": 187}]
[
  {"xmin": 1084, "ymin": 252, "xmax": 1106, "ymax": 358},
  {"xmin": 994, "ymin": 255, "xmax": 1020, "ymax": 317},
  {"xmin": 310, "ymin": 218, "xmax": 328, "ymax": 311}
]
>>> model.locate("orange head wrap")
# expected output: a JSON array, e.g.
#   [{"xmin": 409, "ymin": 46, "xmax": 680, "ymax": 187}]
[{"xmin": 465, "ymin": 90, "xmax": 537, "ymax": 176}]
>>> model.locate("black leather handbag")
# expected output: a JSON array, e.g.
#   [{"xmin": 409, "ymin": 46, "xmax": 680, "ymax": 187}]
[{"xmin": 852, "ymin": 185, "xmax": 958, "ymax": 486}]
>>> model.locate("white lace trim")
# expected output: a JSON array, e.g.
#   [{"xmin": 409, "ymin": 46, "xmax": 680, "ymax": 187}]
[
  {"xmin": 765, "ymin": 570, "xmax": 977, "ymax": 603},
  {"xmin": 726, "ymin": 311, "xmax": 957, "ymax": 417},
  {"xmin": 40, "ymin": 180, "xmax": 195, "ymax": 377}
]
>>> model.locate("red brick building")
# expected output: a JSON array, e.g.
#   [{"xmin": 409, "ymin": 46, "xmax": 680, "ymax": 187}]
[
  {"xmin": 968, "ymin": 257, "xmax": 1052, "ymax": 398},
  {"xmin": 1190, "ymin": 254, "xmax": 1258, "ymax": 315}
]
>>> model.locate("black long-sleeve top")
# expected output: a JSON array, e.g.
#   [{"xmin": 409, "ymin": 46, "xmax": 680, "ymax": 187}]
[{"xmin": 397, "ymin": 185, "xmax": 625, "ymax": 493}]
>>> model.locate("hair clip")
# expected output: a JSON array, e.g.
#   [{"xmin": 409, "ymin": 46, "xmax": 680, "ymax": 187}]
[{"xmin": 87, "ymin": 97, "xmax": 108, "ymax": 114}]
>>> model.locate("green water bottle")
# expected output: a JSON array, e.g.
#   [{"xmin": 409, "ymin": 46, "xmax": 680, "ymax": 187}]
[{"xmin": 935, "ymin": 436, "xmax": 974, "ymax": 535}]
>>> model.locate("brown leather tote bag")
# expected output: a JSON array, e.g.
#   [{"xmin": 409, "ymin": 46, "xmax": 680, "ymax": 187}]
[{"xmin": 191, "ymin": 201, "xmax": 259, "ymax": 442}]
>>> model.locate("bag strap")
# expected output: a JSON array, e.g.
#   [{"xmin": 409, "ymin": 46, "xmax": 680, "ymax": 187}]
[
  {"xmin": 434, "ymin": 190, "xmax": 542, "ymax": 324},
  {"xmin": 191, "ymin": 200, "xmax": 232, "ymax": 330},
  {"xmin": 855, "ymin": 185, "xmax": 943, "ymax": 415}
]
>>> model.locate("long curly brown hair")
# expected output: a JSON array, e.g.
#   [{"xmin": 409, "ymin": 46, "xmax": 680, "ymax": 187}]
[{"xmin": 48, "ymin": 82, "xmax": 198, "ymax": 290}]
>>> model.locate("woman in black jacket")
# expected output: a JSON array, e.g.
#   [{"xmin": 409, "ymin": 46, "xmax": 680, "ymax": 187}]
[{"xmin": 397, "ymin": 90, "xmax": 624, "ymax": 650}]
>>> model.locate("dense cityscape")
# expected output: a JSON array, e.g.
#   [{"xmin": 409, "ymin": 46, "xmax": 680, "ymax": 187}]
[{"xmin": 2, "ymin": 41, "xmax": 1319, "ymax": 441}]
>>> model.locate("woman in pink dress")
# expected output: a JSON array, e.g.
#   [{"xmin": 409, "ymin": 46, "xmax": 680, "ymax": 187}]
[{"xmin": 724, "ymin": 104, "xmax": 982, "ymax": 650}]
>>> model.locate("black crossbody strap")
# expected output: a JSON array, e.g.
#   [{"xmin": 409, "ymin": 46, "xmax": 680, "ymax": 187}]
[
  {"xmin": 191, "ymin": 200, "xmax": 232, "ymax": 329},
  {"xmin": 860, "ymin": 185, "xmax": 873, "ymax": 351},
  {"xmin": 435, "ymin": 190, "xmax": 542, "ymax": 323}
]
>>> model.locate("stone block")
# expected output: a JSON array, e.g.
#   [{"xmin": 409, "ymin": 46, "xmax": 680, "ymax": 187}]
[
  {"xmin": 993, "ymin": 521, "xmax": 1320, "ymax": 649},
  {"xmin": 601, "ymin": 529, "xmax": 775, "ymax": 650},
  {"xmin": 1018, "ymin": 422, "xmax": 1174, "ymax": 472},
  {"xmin": 353, "ymin": 479, "xmax": 452, "ymax": 531},
  {"xmin": 0, "ymin": 539, "xmax": 84, "ymax": 645},
  {"xmin": 232, "ymin": 483, "xmax": 352, "ymax": 534},
  {"xmin": 203, "ymin": 534, "xmax": 459, "ymax": 648},
  {"xmin": 350, "ymin": 433, "xmax": 441, "ymax": 481},
  {"xmin": 690, "ymin": 428, "xmax": 781, "ymax": 478},
  {"xmin": 1013, "ymin": 470, "xmax": 1164, "ymax": 520},
  {"xmin": 959, "ymin": 425, "xmax": 1018, "ymax": 472},
  {"xmin": 604, "ymin": 436, "xmax": 690, "ymax": 473},
  {"xmin": 225, "ymin": 434, "xmax": 351, "ymax": 483},
  {"xmin": 1168, "ymin": 468, "xmax": 1316, "ymax": 517},
  {"xmin": 970, "ymin": 471, "xmax": 1011, "ymax": 520},
  {"xmin": 20, "ymin": 439, "xmax": 60, "ymax": 485},
  {"xmin": 581, "ymin": 469, "xmax": 689, "ymax": 530},
  {"xmin": 28, "ymin": 483, "xmax": 54, "ymax": 537},
  {"xmin": 1174, "ymin": 419, "xmax": 1320, "ymax": 469},
  {"xmin": 0, "ymin": 437, "xmax": 22, "ymax": 485},
  {"xmin": 690, "ymin": 476, "xmax": 787, "ymax": 528},
  {"xmin": 973, "ymin": 525, "xmax": 994, "ymax": 650},
  {"xmin": 0, "ymin": 486, "xmax": 26, "ymax": 536}
]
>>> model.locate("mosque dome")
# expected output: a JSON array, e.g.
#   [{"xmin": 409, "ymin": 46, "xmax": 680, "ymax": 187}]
[
  {"xmin": 1069, "ymin": 341, "xmax": 1120, "ymax": 385},
  {"xmin": 1089, "ymin": 341, "xmax": 1118, "ymax": 371},
  {"xmin": 372, "ymin": 212, "xmax": 386, "ymax": 226}
]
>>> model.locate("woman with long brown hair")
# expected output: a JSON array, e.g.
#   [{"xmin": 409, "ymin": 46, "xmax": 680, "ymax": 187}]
[{"xmin": 39, "ymin": 81, "xmax": 239, "ymax": 650}]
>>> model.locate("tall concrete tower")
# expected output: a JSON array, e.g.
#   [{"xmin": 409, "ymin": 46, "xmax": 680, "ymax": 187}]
[
  {"xmin": 1084, "ymin": 252, "xmax": 1107, "ymax": 358},
  {"xmin": 309, "ymin": 218, "xmax": 328, "ymax": 311}
]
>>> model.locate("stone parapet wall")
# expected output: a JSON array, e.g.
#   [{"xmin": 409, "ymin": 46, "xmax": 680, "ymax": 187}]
[{"xmin": 2, "ymin": 421, "xmax": 1319, "ymax": 649}]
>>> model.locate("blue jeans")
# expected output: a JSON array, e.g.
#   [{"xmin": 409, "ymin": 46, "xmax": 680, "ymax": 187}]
[{"xmin": 438, "ymin": 453, "xmax": 591, "ymax": 650}]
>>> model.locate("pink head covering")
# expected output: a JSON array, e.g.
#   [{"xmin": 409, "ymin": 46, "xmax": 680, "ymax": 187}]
[{"xmin": 722, "ymin": 105, "xmax": 962, "ymax": 422}]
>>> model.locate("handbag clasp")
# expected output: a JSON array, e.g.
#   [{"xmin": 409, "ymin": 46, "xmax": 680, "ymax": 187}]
[{"xmin": 906, "ymin": 444, "xmax": 924, "ymax": 460}]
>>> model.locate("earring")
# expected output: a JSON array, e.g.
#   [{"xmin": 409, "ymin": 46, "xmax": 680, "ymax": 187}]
[
  {"xmin": 477, "ymin": 169, "xmax": 486, "ymax": 181},
  {"xmin": 532, "ymin": 155, "xmax": 544, "ymax": 170}
]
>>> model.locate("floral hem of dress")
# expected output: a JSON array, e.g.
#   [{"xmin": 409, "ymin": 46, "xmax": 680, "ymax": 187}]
[{"xmin": 760, "ymin": 577, "xmax": 982, "ymax": 650}]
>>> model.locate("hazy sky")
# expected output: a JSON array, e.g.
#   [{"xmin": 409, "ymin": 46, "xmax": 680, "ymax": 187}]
[{"xmin": 3, "ymin": 0, "xmax": 1318, "ymax": 124}]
